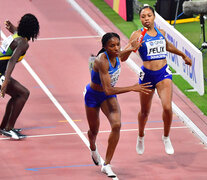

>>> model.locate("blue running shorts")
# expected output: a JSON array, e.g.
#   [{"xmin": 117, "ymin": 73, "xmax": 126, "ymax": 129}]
[
  {"xmin": 139, "ymin": 64, "xmax": 172, "ymax": 89},
  {"xmin": 84, "ymin": 84, "xmax": 117, "ymax": 108}
]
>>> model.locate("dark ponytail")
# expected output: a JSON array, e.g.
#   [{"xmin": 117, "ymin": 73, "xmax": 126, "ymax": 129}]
[
  {"xmin": 97, "ymin": 47, "xmax": 106, "ymax": 56},
  {"xmin": 96, "ymin": 32, "xmax": 120, "ymax": 56}
]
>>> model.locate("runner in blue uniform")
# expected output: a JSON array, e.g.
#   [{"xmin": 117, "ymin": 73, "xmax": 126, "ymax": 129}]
[
  {"xmin": 126, "ymin": 6, "xmax": 192, "ymax": 155},
  {"xmin": 84, "ymin": 32, "xmax": 152, "ymax": 177},
  {"xmin": 0, "ymin": 14, "xmax": 39, "ymax": 140}
]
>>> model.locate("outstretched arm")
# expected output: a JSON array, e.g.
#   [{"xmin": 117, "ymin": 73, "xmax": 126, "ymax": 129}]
[
  {"xmin": 160, "ymin": 29, "xmax": 192, "ymax": 66},
  {"xmin": 166, "ymin": 40, "xmax": 192, "ymax": 66},
  {"xmin": 98, "ymin": 54, "xmax": 152, "ymax": 96}
]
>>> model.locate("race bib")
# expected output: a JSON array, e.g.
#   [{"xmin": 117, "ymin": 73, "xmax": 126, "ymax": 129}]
[
  {"xmin": 146, "ymin": 39, "xmax": 166, "ymax": 59},
  {"xmin": 139, "ymin": 70, "xmax": 145, "ymax": 81},
  {"xmin": 83, "ymin": 87, "xmax": 87, "ymax": 97},
  {"xmin": 88, "ymin": 55, "xmax": 96, "ymax": 73},
  {"xmin": 0, "ymin": 35, "xmax": 14, "ymax": 55},
  {"xmin": 110, "ymin": 68, "xmax": 121, "ymax": 87},
  {"xmin": 166, "ymin": 65, "xmax": 172, "ymax": 75}
]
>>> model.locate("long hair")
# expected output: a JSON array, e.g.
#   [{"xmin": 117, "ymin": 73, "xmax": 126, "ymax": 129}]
[
  {"xmin": 97, "ymin": 32, "xmax": 120, "ymax": 56},
  {"xmin": 17, "ymin": 13, "xmax": 40, "ymax": 41}
]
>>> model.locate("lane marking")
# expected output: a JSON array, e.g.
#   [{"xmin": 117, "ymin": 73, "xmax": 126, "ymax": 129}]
[
  {"xmin": 26, "ymin": 164, "xmax": 95, "ymax": 171},
  {"xmin": 0, "ymin": 31, "xmax": 90, "ymax": 148},
  {"xmin": 58, "ymin": 120, "xmax": 81, "ymax": 122},
  {"xmin": 122, "ymin": 119, "xmax": 181, "ymax": 124},
  {"xmin": 22, "ymin": 126, "xmax": 56, "ymax": 130},
  {"xmin": 21, "ymin": 59, "xmax": 91, "ymax": 145},
  {"xmin": 1, "ymin": 2, "xmax": 205, "ymax": 180},
  {"xmin": 37, "ymin": 35, "xmax": 100, "ymax": 41},
  {"xmin": 0, "ymin": 126, "xmax": 188, "ymax": 140}
]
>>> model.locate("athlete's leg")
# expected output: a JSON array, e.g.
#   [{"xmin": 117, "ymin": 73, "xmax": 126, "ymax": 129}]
[
  {"xmin": 136, "ymin": 90, "xmax": 154, "ymax": 154},
  {"xmin": 101, "ymin": 97, "xmax": 121, "ymax": 165},
  {"xmin": 0, "ymin": 97, "xmax": 13, "ymax": 129},
  {"xmin": 156, "ymin": 79, "xmax": 173, "ymax": 137},
  {"xmin": 85, "ymin": 104, "xmax": 102, "ymax": 166},
  {"xmin": 138, "ymin": 90, "xmax": 154, "ymax": 137},
  {"xmin": 156, "ymin": 78, "xmax": 174, "ymax": 154},
  {"xmin": 0, "ymin": 78, "xmax": 30, "ymax": 130},
  {"xmin": 85, "ymin": 105, "xmax": 100, "ymax": 151}
]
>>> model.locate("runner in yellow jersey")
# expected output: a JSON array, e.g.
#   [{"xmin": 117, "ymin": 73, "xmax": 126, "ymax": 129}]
[{"xmin": 0, "ymin": 14, "xmax": 39, "ymax": 139}]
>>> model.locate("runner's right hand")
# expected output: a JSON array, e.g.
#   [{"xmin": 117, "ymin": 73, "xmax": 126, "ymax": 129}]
[{"xmin": 132, "ymin": 82, "xmax": 152, "ymax": 94}]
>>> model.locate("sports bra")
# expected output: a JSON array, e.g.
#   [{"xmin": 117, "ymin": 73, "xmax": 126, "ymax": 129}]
[
  {"xmin": 138, "ymin": 27, "xmax": 167, "ymax": 61},
  {"xmin": 91, "ymin": 51, "xmax": 121, "ymax": 87}
]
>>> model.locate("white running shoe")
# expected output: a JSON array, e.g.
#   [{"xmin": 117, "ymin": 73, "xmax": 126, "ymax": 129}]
[
  {"xmin": 136, "ymin": 136, "xmax": 144, "ymax": 155},
  {"xmin": 91, "ymin": 148, "xmax": 101, "ymax": 166},
  {"xmin": 0, "ymin": 129, "xmax": 20, "ymax": 140},
  {"xmin": 101, "ymin": 164, "xmax": 116, "ymax": 178},
  {"xmin": 162, "ymin": 135, "xmax": 174, "ymax": 155}
]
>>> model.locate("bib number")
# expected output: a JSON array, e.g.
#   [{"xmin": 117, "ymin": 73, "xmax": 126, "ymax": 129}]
[
  {"xmin": 0, "ymin": 35, "xmax": 14, "ymax": 55},
  {"xmin": 83, "ymin": 87, "xmax": 87, "ymax": 97},
  {"xmin": 139, "ymin": 70, "xmax": 145, "ymax": 81},
  {"xmin": 166, "ymin": 66, "xmax": 172, "ymax": 75}
]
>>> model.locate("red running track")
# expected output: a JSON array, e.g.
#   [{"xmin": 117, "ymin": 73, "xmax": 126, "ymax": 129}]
[{"xmin": 0, "ymin": 0, "xmax": 206, "ymax": 180}]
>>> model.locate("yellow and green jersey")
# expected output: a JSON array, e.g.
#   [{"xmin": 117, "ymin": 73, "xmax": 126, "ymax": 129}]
[
  {"xmin": 0, "ymin": 33, "xmax": 25, "ymax": 62},
  {"xmin": 0, "ymin": 33, "xmax": 26, "ymax": 75}
]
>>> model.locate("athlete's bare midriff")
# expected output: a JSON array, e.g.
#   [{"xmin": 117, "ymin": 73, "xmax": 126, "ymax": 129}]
[
  {"xmin": 90, "ymin": 82, "xmax": 104, "ymax": 92},
  {"xmin": 143, "ymin": 59, "xmax": 167, "ymax": 71}
]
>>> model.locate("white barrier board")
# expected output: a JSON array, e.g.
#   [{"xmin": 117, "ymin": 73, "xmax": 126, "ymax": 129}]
[{"xmin": 154, "ymin": 12, "xmax": 204, "ymax": 95}]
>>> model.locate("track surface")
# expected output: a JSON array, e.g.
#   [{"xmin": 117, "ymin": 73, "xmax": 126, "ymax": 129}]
[{"xmin": 0, "ymin": 0, "xmax": 206, "ymax": 179}]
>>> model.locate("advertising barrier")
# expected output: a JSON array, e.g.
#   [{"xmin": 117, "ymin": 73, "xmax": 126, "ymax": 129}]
[
  {"xmin": 104, "ymin": 0, "xmax": 133, "ymax": 21},
  {"xmin": 154, "ymin": 12, "xmax": 204, "ymax": 95}
]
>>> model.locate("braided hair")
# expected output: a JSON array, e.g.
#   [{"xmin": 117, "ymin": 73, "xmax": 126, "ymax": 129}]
[
  {"xmin": 17, "ymin": 13, "xmax": 40, "ymax": 41},
  {"xmin": 97, "ymin": 32, "xmax": 120, "ymax": 56}
]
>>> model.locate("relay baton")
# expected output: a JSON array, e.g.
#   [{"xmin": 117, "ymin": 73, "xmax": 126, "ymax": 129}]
[{"xmin": 133, "ymin": 27, "xmax": 148, "ymax": 52}]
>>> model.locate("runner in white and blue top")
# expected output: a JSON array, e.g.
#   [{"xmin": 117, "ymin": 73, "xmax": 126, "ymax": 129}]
[
  {"xmin": 138, "ymin": 27, "xmax": 167, "ymax": 61},
  {"xmin": 126, "ymin": 6, "xmax": 192, "ymax": 156},
  {"xmin": 90, "ymin": 51, "xmax": 121, "ymax": 88},
  {"xmin": 138, "ymin": 26, "xmax": 170, "ymax": 88},
  {"xmin": 85, "ymin": 51, "xmax": 121, "ymax": 108},
  {"xmin": 84, "ymin": 32, "xmax": 151, "ymax": 178}
]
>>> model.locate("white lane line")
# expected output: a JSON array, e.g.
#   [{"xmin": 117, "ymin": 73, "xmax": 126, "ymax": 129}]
[
  {"xmin": 0, "ymin": 31, "xmax": 89, "ymax": 148},
  {"xmin": 22, "ymin": 59, "xmax": 91, "ymax": 146},
  {"xmin": 37, "ymin": 35, "xmax": 100, "ymax": 41},
  {"xmin": 67, "ymin": 0, "xmax": 207, "ymax": 147},
  {"xmin": 67, "ymin": 0, "xmax": 105, "ymax": 36},
  {"xmin": 0, "ymin": 126, "xmax": 188, "ymax": 140}
]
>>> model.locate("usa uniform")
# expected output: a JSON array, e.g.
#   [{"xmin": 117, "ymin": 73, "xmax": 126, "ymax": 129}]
[
  {"xmin": 138, "ymin": 27, "xmax": 172, "ymax": 88},
  {"xmin": 84, "ymin": 51, "xmax": 121, "ymax": 107}
]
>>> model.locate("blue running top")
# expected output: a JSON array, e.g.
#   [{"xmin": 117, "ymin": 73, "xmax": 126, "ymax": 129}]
[
  {"xmin": 138, "ymin": 27, "xmax": 167, "ymax": 61},
  {"xmin": 91, "ymin": 51, "xmax": 121, "ymax": 87}
]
